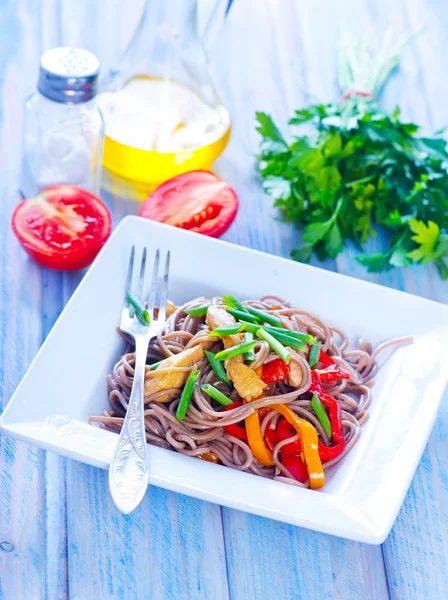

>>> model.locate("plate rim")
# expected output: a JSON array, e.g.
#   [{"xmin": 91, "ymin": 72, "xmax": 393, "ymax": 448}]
[{"xmin": 2, "ymin": 214, "xmax": 447, "ymax": 544}]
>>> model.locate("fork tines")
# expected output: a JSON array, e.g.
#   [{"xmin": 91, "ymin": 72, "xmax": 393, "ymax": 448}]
[{"xmin": 125, "ymin": 246, "xmax": 170, "ymax": 321}]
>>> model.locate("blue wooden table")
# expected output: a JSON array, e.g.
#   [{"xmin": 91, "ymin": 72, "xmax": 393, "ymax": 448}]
[{"xmin": 1, "ymin": 0, "xmax": 448, "ymax": 598}]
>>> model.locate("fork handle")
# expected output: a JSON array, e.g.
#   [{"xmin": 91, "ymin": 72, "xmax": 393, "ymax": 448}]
[{"xmin": 109, "ymin": 337, "xmax": 150, "ymax": 513}]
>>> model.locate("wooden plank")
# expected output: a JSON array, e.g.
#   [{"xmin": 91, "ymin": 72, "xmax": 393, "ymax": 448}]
[
  {"xmin": 0, "ymin": 2, "xmax": 56, "ymax": 598},
  {"xmin": 63, "ymin": 275, "xmax": 229, "ymax": 600},
  {"xmin": 41, "ymin": 269, "xmax": 69, "ymax": 599},
  {"xmin": 66, "ymin": 463, "xmax": 229, "ymax": 600},
  {"xmin": 0, "ymin": 0, "xmax": 447, "ymax": 598},
  {"xmin": 0, "ymin": 3, "xmax": 70, "ymax": 598},
  {"xmin": 212, "ymin": 1, "xmax": 388, "ymax": 598},
  {"xmin": 365, "ymin": 0, "xmax": 448, "ymax": 598},
  {"xmin": 327, "ymin": 0, "xmax": 448, "ymax": 597},
  {"xmin": 38, "ymin": 1, "xmax": 229, "ymax": 596}
]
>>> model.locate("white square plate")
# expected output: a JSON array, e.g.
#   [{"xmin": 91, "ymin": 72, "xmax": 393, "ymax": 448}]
[{"xmin": 2, "ymin": 216, "xmax": 448, "ymax": 544}]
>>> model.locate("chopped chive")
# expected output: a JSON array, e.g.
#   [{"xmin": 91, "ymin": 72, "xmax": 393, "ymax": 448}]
[
  {"xmin": 209, "ymin": 324, "xmax": 245, "ymax": 337},
  {"xmin": 204, "ymin": 350, "xmax": 232, "ymax": 386},
  {"xmin": 150, "ymin": 360, "xmax": 163, "ymax": 371},
  {"xmin": 311, "ymin": 392, "xmax": 332, "ymax": 438},
  {"xmin": 262, "ymin": 329, "xmax": 308, "ymax": 352},
  {"xmin": 256, "ymin": 328, "xmax": 291, "ymax": 364},
  {"xmin": 184, "ymin": 304, "xmax": 210, "ymax": 316},
  {"xmin": 240, "ymin": 321, "xmax": 308, "ymax": 351},
  {"xmin": 238, "ymin": 320, "xmax": 260, "ymax": 334},
  {"xmin": 200, "ymin": 384, "xmax": 233, "ymax": 406},
  {"xmin": 126, "ymin": 291, "xmax": 150, "ymax": 325},
  {"xmin": 176, "ymin": 370, "xmax": 200, "ymax": 420},
  {"xmin": 308, "ymin": 342, "xmax": 322, "ymax": 368},
  {"xmin": 263, "ymin": 325, "xmax": 316, "ymax": 345},
  {"xmin": 214, "ymin": 340, "xmax": 257, "ymax": 361},
  {"xmin": 227, "ymin": 309, "xmax": 260, "ymax": 324},
  {"xmin": 247, "ymin": 306, "xmax": 282, "ymax": 328},
  {"xmin": 222, "ymin": 295, "xmax": 249, "ymax": 313},
  {"xmin": 244, "ymin": 332, "xmax": 256, "ymax": 360}
]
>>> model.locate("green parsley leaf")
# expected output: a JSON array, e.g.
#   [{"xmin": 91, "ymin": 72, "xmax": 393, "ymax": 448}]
[
  {"xmin": 302, "ymin": 220, "xmax": 334, "ymax": 244},
  {"xmin": 256, "ymin": 112, "xmax": 286, "ymax": 143},
  {"xmin": 291, "ymin": 244, "xmax": 314, "ymax": 263},
  {"xmin": 257, "ymin": 88, "xmax": 448, "ymax": 279},
  {"xmin": 407, "ymin": 219, "xmax": 440, "ymax": 263},
  {"xmin": 390, "ymin": 244, "xmax": 413, "ymax": 268},
  {"xmin": 325, "ymin": 222, "xmax": 344, "ymax": 258},
  {"xmin": 356, "ymin": 251, "xmax": 393, "ymax": 273}
]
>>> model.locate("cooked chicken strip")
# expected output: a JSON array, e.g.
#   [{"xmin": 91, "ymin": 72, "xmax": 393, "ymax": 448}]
[
  {"xmin": 144, "ymin": 344, "xmax": 204, "ymax": 400},
  {"xmin": 206, "ymin": 306, "xmax": 266, "ymax": 400},
  {"xmin": 287, "ymin": 357, "xmax": 303, "ymax": 388}
]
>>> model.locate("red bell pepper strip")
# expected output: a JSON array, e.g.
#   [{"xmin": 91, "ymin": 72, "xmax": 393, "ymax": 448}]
[
  {"xmin": 281, "ymin": 454, "xmax": 308, "ymax": 483},
  {"xmin": 261, "ymin": 358, "xmax": 291, "ymax": 384},
  {"xmin": 256, "ymin": 408, "xmax": 279, "ymax": 453},
  {"xmin": 318, "ymin": 366, "xmax": 350, "ymax": 382},
  {"xmin": 276, "ymin": 417, "xmax": 301, "ymax": 455},
  {"xmin": 313, "ymin": 348, "xmax": 349, "ymax": 381},
  {"xmin": 263, "ymin": 423, "xmax": 277, "ymax": 453},
  {"xmin": 309, "ymin": 370, "xmax": 346, "ymax": 461},
  {"xmin": 318, "ymin": 349, "xmax": 336, "ymax": 368},
  {"xmin": 223, "ymin": 401, "xmax": 247, "ymax": 441},
  {"xmin": 317, "ymin": 440, "xmax": 345, "ymax": 461}
]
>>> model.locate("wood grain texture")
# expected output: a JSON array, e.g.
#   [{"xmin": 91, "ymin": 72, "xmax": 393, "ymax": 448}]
[{"xmin": 1, "ymin": 0, "xmax": 448, "ymax": 598}]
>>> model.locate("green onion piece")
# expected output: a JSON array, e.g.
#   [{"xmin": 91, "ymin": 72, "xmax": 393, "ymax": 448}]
[
  {"xmin": 200, "ymin": 384, "xmax": 233, "ymax": 406},
  {"xmin": 263, "ymin": 325, "xmax": 316, "ymax": 345},
  {"xmin": 247, "ymin": 306, "xmax": 282, "ymax": 328},
  {"xmin": 150, "ymin": 360, "xmax": 163, "ymax": 371},
  {"xmin": 238, "ymin": 320, "xmax": 260, "ymax": 334},
  {"xmin": 176, "ymin": 370, "xmax": 200, "ymax": 420},
  {"xmin": 257, "ymin": 328, "xmax": 291, "ymax": 364},
  {"xmin": 126, "ymin": 291, "xmax": 150, "ymax": 325},
  {"xmin": 311, "ymin": 392, "xmax": 332, "ymax": 438},
  {"xmin": 214, "ymin": 340, "xmax": 257, "ymax": 362},
  {"xmin": 262, "ymin": 328, "xmax": 307, "ymax": 352},
  {"xmin": 240, "ymin": 320, "xmax": 307, "ymax": 351},
  {"xmin": 204, "ymin": 350, "xmax": 232, "ymax": 386},
  {"xmin": 209, "ymin": 324, "xmax": 245, "ymax": 337},
  {"xmin": 227, "ymin": 309, "xmax": 260, "ymax": 324},
  {"xmin": 222, "ymin": 295, "xmax": 249, "ymax": 313},
  {"xmin": 244, "ymin": 332, "xmax": 256, "ymax": 360},
  {"xmin": 184, "ymin": 304, "xmax": 210, "ymax": 316},
  {"xmin": 308, "ymin": 342, "xmax": 322, "ymax": 368}
]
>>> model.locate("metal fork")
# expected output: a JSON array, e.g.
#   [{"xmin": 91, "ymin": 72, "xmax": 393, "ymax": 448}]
[{"xmin": 109, "ymin": 246, "xmax": 170, "ymax": 514}]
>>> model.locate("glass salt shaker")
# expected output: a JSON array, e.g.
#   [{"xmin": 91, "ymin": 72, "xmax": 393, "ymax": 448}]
[{"xmin": 21, "ymin": 47, "xmax": 104, "ymax": 197}]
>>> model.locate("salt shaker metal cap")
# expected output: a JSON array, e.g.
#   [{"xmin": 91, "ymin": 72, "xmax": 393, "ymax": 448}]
[{"xmin": 38, "ymin": 47, "xmax": 100, "ymax": 104}]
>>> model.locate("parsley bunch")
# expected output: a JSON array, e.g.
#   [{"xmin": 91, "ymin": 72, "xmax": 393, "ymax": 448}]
[{"xmin": 256, "ymin": 33, "xmax": 448, "ymax": 279}]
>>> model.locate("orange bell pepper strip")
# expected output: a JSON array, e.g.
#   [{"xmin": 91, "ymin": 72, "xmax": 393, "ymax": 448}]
[
  {"xmin": 272, "ymin": 404, "xmax": 325, "ymax": 489},
  {"xmin": 244, "ymin": 386, "xmax": 274, "ymax": 467},
  {"xmin": 244, "ymin": 409, "xmax": 274, "ymax": 466}
]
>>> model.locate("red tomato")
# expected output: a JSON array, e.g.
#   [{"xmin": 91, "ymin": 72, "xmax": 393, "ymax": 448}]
[
  {"xmin": 12, "ymin": 186, "xmax": 112, "ymax": 271},
  {"xmin": 276, "ymin": 417, "xmax": 301, "ymax": 455},
  {"xmin": 139, "ymin": 171, "xmax": 238, "ymax": 237},
  {"xmin": 281, "ymin": 454, "xmax": 308, "ymax": 483}
]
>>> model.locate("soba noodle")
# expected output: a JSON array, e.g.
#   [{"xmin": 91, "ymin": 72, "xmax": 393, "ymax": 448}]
[{"xmin": 90, "ymin": 296, "xmax": 411, "ymax": 488}]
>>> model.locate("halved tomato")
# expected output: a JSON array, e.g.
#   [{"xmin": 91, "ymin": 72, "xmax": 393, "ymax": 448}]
[
  {"xmin": 12, "ymin": 186, "xmax": 112, "ymax": 271},
  {"xmin": 139, "ymin": 171, "xmax": 238, "ymax": 237}
]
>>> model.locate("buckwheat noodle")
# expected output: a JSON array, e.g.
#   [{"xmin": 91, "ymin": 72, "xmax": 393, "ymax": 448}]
[{"xmin": 90, "ymin": 296, "xmax": 411, "ymax": 488}]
